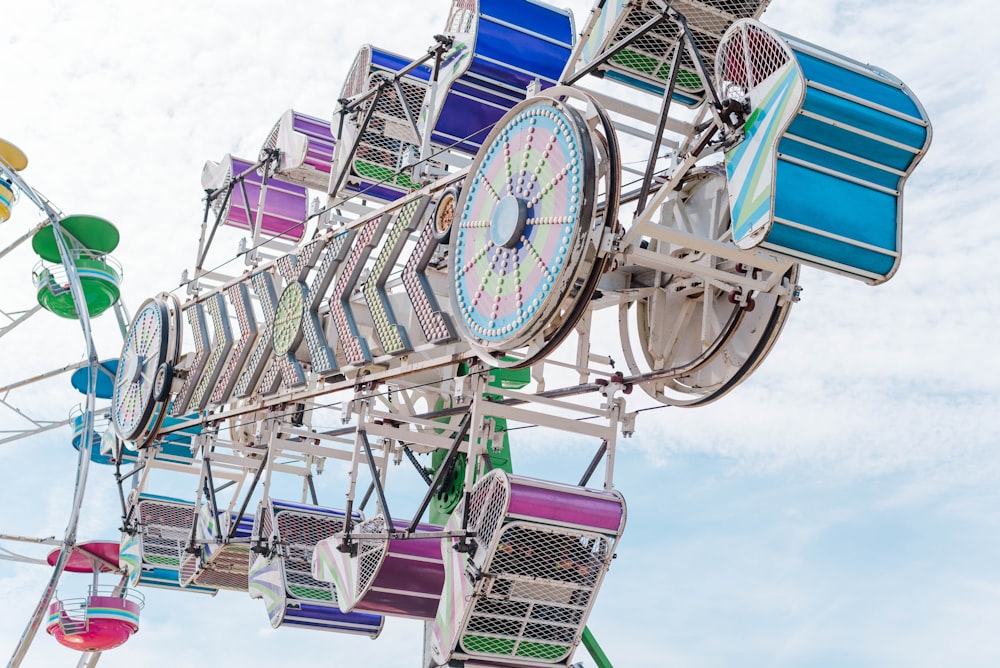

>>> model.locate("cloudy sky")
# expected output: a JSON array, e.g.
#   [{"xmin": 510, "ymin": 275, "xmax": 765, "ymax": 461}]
[{"xmin": 1, "ymin": 0, "xmax": 997, "ymax": 666}]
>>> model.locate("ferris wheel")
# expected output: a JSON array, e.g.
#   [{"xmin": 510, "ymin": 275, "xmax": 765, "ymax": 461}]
[
  {"xmin": 0, "ymin": 138, "xmax": 141, "ymax": 666},
  {"xmin": 0, "ymin": 1, "xmax": 931, "ymax": 667}
]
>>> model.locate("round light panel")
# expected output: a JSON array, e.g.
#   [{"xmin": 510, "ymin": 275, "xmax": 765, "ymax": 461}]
[
  {"xmin": 449, "ymin": 97, "xmax": 608, "ymax": 365},
  {"xmin": 112, "ymin": 294, "xmax": 181, "ymax": 446}
]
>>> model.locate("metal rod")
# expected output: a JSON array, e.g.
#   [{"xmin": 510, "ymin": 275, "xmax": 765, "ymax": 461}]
[
  {"xmin": 407, "ymin": 412, "xmax": 471, "ymax": 533},
  {"xmin": 561, "ymin": 13, "xmax": 664, "ymax": 87},
  {"xmin": 202, "ymin": 458, "xmax": 223, "ymax": 550},
  {"xmin": 229, "ymin": 450, "xmax": 268, "ymax": 541},
  {"xmin": 358, "ymin": 482, "xmax": 375, "ymax": 512},
  {"xmin": 0, "ymin": 221, "xmax": 44, "ymax": 262},
  {"xmin": 113, "ymin": 456, "xmax": 129, "ymax": 524},
  {"xmin": 358, "ymin": 429, "xmax": 394, "ymax": 533},
  {"xmin": 404, "ymin": 445, "xmax": 433, "ymax": 486},
  {"xmin": 329, "ymin": 83, "xmax": 385, "ymax": 197},
  {"xmin": 306, "ymin": 473, "xmax": 319, "ymax": 506},
  {"xmin": 582, "ymin": 626, "xmax": 615, "ymax": 668},
  {"xmin": 0, "ymin": 305, "xmax": 43, "ymax": 342},
  {"xmin": 635, "ymin": 42, "xmax": 684, "ymax": 212},
  {"xmin": 578, "ymin": 440, "xmax": 609, "ymax": 487},
  {"xmin": 2, "ymin": 164, "xmax": 101, "ymax": 668},
  {"xmin": 667, "ymin": 5, "xmax": 727, "ymax": 119},
  {"xmin": 195, "ymin": 186, "xmax": 226, "ymax": 272}
]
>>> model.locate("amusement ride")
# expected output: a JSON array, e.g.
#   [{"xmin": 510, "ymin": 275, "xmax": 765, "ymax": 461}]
[{"xmin": 0, "ymin": 0, "xmax": 931, "ymax": 666}]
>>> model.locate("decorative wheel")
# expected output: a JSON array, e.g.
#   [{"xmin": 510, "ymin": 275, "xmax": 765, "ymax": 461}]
[
  {"xmin": 112, "ymin": 293, "xmax": 182, "ymax": 446},
  {"xmin": 449, "ymin": 91, "xmax": 619, "ymax": 368},
  {"xmin": 620, "ymin": 168, "xmax": 798, "ymax": 406},
  {"xmin": 272, "ymin": 281, "xmax": 305, "ymax": 355}
]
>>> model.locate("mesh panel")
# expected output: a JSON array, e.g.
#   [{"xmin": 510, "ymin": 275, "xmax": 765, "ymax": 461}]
[
  {"xmin": 597, "ymin": 0, "xmax": 772, "ymax": 100},
  {"xmin": 258, "ymin": 503, "xmax": 274, "ymax": 542},
  {"xmin": 357, "ymin": 516, "xmax": 389, "ymax": 595},
  {"xmin": 192, "ymin": 545, "xmax": 251, "ymax": 591},
  {"xmin": 445, "ymin": 0, "xmax": 477, "ymax": 34},
  {"xmin": 179, "ymin": 551, "xmax": 198, "ymax": 586},
  {"xmin": 466, "ymin": 474, "xmax": 510, "ymax": 556},
  {"xmin": 275, "ymin": 510, "xmax": 345, "ymax": 602},
  {"xmin": 137, "ymin": 500, "xmax": 194, "ymax": 569},
  {"xmin": 341, "ymin": 47, "xmax": 373, "ymax": 101},
  {"xmin": 205, "ymin": 164, "xmax": 236, "ymax": 222},
  {"xmin": 262, "ymin": 122, "xmax": 280, "ymax": 155},
  {"xmin": 460, "ymin": 523, "xmax": 613, "ymax": 663},
  {"xmin": 350, "ymin": 71, "xmax": 429, "ymax": 190},
  {"xmin": 715, "ymin": 22, "xmax": 790, "ymax": 100},
  {"xmin": 175, "ymin": 505, "xmax": 251, "ymax": 591}
]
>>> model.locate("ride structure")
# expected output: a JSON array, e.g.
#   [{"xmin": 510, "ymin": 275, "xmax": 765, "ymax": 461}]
[{"xmin": 2, "ymin": 0, "xmax": 930, "ymax": 666}]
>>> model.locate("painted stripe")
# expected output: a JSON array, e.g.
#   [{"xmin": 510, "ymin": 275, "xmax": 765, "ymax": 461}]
[
  {"xmin": 770, "ymin": 216, "xmax": 900, "ymax": 257},
  {"xmin": 777, "ymin": 154, "xmax": 900, "ymax": 195}
]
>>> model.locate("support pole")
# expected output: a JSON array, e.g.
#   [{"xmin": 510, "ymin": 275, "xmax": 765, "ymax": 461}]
[{"xmin": 582, "ymin": 626, "xmax": 614, "ymax": 668}]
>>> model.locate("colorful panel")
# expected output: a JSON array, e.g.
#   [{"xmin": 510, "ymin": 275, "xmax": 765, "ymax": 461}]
[
  {"xmin": 400, "ymin": 203, "xmax": 457, "ymax": 345},
  {"xmin": 211, "ymin": 283, "xmax": 257, "ymax": 405},
  {"xmin": 362, "ymin": 196, "xmax": 430, "ymax": 355},
  {"xmin": 189, "ymin": 293, "xmax": 233, "ymax": 411},
  {"xmin": 112, "ymin": 298, "xmax": 167, "ymax": 441},
  {"xmin": 171, "ymin": 302, "xmax": 210, "ymax": 416},
  {"xmin": 718, "ymin": 20, "xmax": 932, "ymax": 284},
  {"xmin": 329, "ymin": 216, "xmax": 390, "ymax": 365},
  {"xmin": 234, "ymin": 271, "xmax": 279, "ymax": 397}
]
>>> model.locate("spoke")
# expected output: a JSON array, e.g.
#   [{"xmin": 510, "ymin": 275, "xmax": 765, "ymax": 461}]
[
  {"xmin": 512, "ymin": 251, "xmax": 525, "ymax": 322},
  {"xmin": 474, "ymin": 246, "xmax": 506, "ymax": 309},
  {"xmin": 521, "ymin": 237, "xmax": 552, "ymax": 279},
  {"xmin": 525, "ymin": 215, "xmax": 574, "ymax": 226},
  {"xmin": 457, "ymin": 240, "xmax": 495, "ymax": 278},
  {"xmin": 527, "ymin": 164, "xmax": 570, "ymax": 209},
  {"xmin": 459, "ymin": 218, "xmax": 491, "ymax": 229},
  {"xmin": 502, "ymin": 138, "xmax": 514, "ymax": 189},
  {"xmin": 481, "ymin": 174, "xmax": 504, "ymax": 205}
]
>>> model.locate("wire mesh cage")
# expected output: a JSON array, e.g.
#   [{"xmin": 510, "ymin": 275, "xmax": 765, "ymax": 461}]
[
  {"xmin": 333, "ymin": 45, "xmax": 434, "ymax": 203},
  {"xmin": 568, "ymin": 0, "xmax": 772, "ymax": 105},
  {"xmin": 430, "ymin": 470, "xmax": 626, "ymax": 667},
  {"xmin": 250, "ymin": 499, "xmax": 385, "ymax": 635}
]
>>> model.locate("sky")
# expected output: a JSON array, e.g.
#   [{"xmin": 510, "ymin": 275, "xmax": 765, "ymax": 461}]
[{"xmin": 1, "ymin": 0, "xmax": 998, "ymax": 666}]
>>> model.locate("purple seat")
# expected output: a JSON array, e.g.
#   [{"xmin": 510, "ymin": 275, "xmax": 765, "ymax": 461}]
[
  {"xmin": 429, "ymin": 470, "xmax": 626, "ymax": 667},
  {"xmin": 312, "ymin": 515, "xmax": 445, "ymax": 620},
  {"xmin": 201, "ymin": 154, "xmax": 308, "ymax": 243},
  {"xmin": 260, "ymin": 109, "xmax": 336, "ymax": 191}
]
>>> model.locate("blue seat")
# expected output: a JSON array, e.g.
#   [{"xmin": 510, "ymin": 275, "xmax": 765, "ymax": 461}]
[
  {"xmin": 718, "ymin": 20, "xmax": 931, "ymax": 283},
  {"xmin": 422, "ymin": 0, "xmax": 574, "ymax": 154},
  {"xmin": 70, "ymin": 359, "xmax": 119, "ymax": 399},
  {"xmin": 70, "ymin": 410, "xmax": 116, "ymax": 466}
]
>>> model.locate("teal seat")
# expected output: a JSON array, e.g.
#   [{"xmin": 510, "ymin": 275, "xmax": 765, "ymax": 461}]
[{"xmin": 718, "ymin": 20, "xmax": 931, "ymax": 284}]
